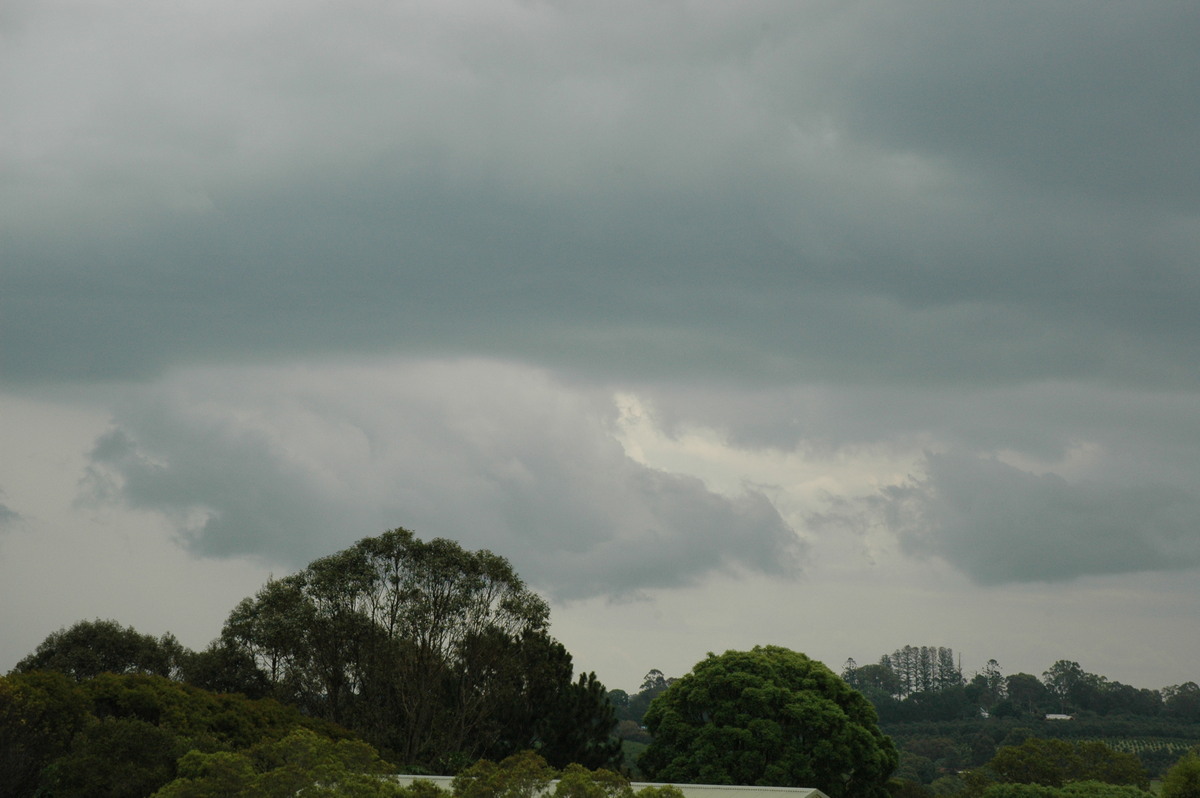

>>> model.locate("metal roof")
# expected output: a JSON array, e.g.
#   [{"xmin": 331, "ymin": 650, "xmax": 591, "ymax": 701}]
[
  {"xmin": 390, "ymin": 775, "xmax": 830, "ymax": 798},
  {"xmin": 630, "ymin": 782, "xmax": 829, "ymax": 798}
]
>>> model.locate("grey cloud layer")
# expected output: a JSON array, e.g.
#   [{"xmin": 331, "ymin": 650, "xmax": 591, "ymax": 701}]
[
  {"xmin": 79, "ymin": 362, "xmax": 803, "ymax": 599},
  {"xmin": 637, "ymin": 378, "xmax": 1200, "ymax": 584},
  {"xmin": 4, "ymin": 1, "xmax": 1198, "ymax": 388},
  {"xmin": 5, "ymin": 1, "xmax": 1200, "ymax": 591},
  {"xmin": 874, "ymin": 451, "xmax": 1200, "ymax": 584},
  {"xmin": 832, "ymin": 4, "xmax": 1200, "ymax": 206}
]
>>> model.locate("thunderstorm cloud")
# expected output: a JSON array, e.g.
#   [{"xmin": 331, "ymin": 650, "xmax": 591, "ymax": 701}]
[{"xmin": 3, "ymin": 0, "xmax": 1200, "ymax": 687}]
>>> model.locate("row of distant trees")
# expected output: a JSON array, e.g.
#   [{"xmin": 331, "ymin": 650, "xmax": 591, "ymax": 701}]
[
  {"xmin": 605, "ymin": 669, "xmax": 676, "ymax": 743},
  {"xmin": 840, "ymin": 648, "xmax": 1200, "ymax": 723},
  {"xmin": 607, "ymin": 647, "xmax": 1200, "ymax": 752},
  {"xmin": 843, "ymin": 646, "xmax": 965, "ymax": 701}
]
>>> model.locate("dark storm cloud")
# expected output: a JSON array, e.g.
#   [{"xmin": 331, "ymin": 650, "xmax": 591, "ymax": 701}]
[
  {"xmin": 78, "ymin": 362, "xmax": 804, "ymax": 599},
  {"xmin": 3, "ymin": 1, "xmax": 1198, "ymax": 389},
  {"xmin": 828, "ymin": 3, "xmax": 1200, "ymax": 206},
  {"xmin": 871, "ymin": 451, "xmax": 1200, "ymax": 584},
  {"xmin": 6, "ymin": 0, "xmax": 1200, "ymax": 593}
]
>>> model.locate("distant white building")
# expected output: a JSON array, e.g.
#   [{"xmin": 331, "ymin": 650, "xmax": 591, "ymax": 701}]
[
  {"xmin": 391, "ymin": 775, "xmax": 831, "ymax": 798},
  {"xmin": 1044, "ymin": 713, "xmax": 1073, "ymax": 721}
]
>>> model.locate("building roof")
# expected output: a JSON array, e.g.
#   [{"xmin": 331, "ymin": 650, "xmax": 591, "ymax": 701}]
[
  {"xmin": 630, "ymin": 782, "xmax": 830, "ymax": 798},
  {"xmin": 390, "ymin": 775, "xmax": 831, "ymax": 798}
]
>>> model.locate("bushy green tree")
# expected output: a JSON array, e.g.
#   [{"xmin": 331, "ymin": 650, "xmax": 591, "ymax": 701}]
[
  {"xmin": 454, "ymin": 751, "xmax": 681, "ymax": 798},
  {"xmin": 979, "ymin": 781, "xmax": 1152, "ymax": 798},
  {"xmin": 75, "ymin": 671, "xmax": 349, "ymax": 752},
  {"xmin": 630, "ymin": 788, "xmax": 685, "ymax": 798},
  {"xmin": 554, "ymin": 762, "xmax": 634, "ymax": 798},
  {"xmin": 41, "ymin": 716, "xmax": 185, "ymax": 798},
  {"xmin": 152, "ymin": 728, "xmax": 406, "ymax": 798},
  {"xmin": 0, "ymin": 671, "xmax": 91, "ymax": 796},
  {"xmin": 621, "ymin": 670, "xmax": 675, "ymax": 725},
  {"xmin": 1004, "ymin": 674, "xmax": 1049, "ymax": 717},
  {"xmin": 639, "ymin": 646, "xmax": 898, "ymax": 797},
  {"xmin": 15, "ymin": 619, "xmax": 185, "ymax": 681},
  {"xmin": 151, "ymin": 751, "xmax": 256, "ymax": 798},
  {"xmin": 176, "ymin": 639, "xmax": 272, "ymax": 698},
  {"xmin": 1041, "ymin": 662, "xmax": 1089, "ymax": 714},
  {"xmin": 0, "ymin": 670, "xmax": 355, "ymax": 798},
  {"xmin": 887, "ymin": 778, "xmax": 931, "ymax": 797},
  {"xmin": 987, "ymin": 738, "xmax": 1078, "ymax": 787},
  {"xmin": 980, "ymin": 785, "xmax": 1059, "ymax": 798},
  {"xmin": 984, "ymin": 738, "xmax": 1148, "ymax": 790},
  {"xmin": 1164, "ymin": 684, "xmax": 1200, "ymax": 723},
  {"xmin": 847, "ymin": 663, "xmax": 904, "ymax": 701},
  {"xmin": 930, "ymin": 774, "xmax": 964, "ymax": 795},
  {"xmin": 1074, "ymin": 741, "xmax": 1148, "ymax": 787},
  {"xmin": 1058, "ymin": 782, "xmax": 1152, "ymax": 797},
  {"xmin": 454, "ymin": 750, "xmax": 558, "ymax": 798},
  {"xmin": 1162, "ymin": 753, "xmax": 1200, "ymax": 798}
]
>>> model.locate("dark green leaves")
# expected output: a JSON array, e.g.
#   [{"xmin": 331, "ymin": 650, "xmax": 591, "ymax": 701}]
[
  {"xmin": 639, "ymin": 646, "xmax": 897, "ymax": 798},
  {"xmin": 14, "ymin": 619, "xmax": 183, "ymax": 682},
  {"xmin": 220, "ymin": 527, "xmax": 612, "ymax": 770}
]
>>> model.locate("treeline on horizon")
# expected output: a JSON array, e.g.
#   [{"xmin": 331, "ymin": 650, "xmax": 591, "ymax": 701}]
[
  {"xmin": 610, "ymin": 646, "xmax": 1200, "ymax": 731},
  {"xmin": 607, "ymin": 647, "xmax": 1200, "ymax": 783},
  {"xmin": 5, "ymin": 528, "xmax": 1200, "ymax": 797},
  {"xmin": 844, "ymin": 647, "xmax": 1200, "ymax": 724},
  {"xmin": 839, "ymin": 647, "xmax": 1200, "ymax": 785}
]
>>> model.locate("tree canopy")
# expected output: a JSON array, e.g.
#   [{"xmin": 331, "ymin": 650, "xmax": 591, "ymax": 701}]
[
  {"xmin": 3, "ymin": 529, "xmax": 620, "ymax": 794},
  {"xmin": 0, "ymin": 669, "xmax": 349, "ymax": 798},
  {"xmin": 219, "ymin": 528, "xmax": 618, "ymax": 770},
  {"xmin": 1162, "ymin": 752, "xmax": 1200, "ymax": 798},
  {"xmin": 14, "ymin": 618, "xmax": 185, "ymax": 682},
  {"xmin": 983, "ymin": 737, "xmax": 1149, "ymax": 790},
  {"xmin": 979, "ymin": 782, "xmax": 1152, "ymax": 798},
  {"xmin": 152, "ymin": 728, "xmax": 405, "ymax": 798},
  {"xmin": 638, "ymin": 645, "xmax": 898, "ymax": 798},
  {"xmin": 454, "ymin": 750, "xmax": 684, "ymax": 798}
]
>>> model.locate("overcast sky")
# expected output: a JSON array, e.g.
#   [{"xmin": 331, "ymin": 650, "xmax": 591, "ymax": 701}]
[{"xmin": 4, "ymin": 0, "xmax": 1200, "ymax": 694}]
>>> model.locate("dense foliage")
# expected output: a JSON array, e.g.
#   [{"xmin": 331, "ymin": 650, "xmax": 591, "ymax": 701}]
[
  {"xmin": 608, "ymin": 669, "xmax": 676, "ymax": 747},
  {"xmin": 977, "ymin": 737, "xmax": 1149, "ymax": 789},
  {"xmin": 10, "ymin": 547, "xmax": 1200, "ymax": 798},
  {"xmin": 14, "ymin": 619, "xmax": 187, "ymax": 682},
  {"xmin": 0, "ymin": 670, "xmax": 350, "ymax": 797},
  {"xmin": 977, "ymin": 783, "xmax": 1152, "ymax": 798},
  {"xmin": 844, "ymin": 653, "xmax": 1200, "ymax": 725},
  {"xmin": 3, "ymin": 529, "xmax": 622, "ymax": 795},
  {"xmin": 152, "ymin": 728, "xmax": 406, "ymax": 797},
  {"xmin": 453, "ymin": 750, "xmax": 684, "ymax": 798},
  {"xmin": 156, "ymin": 749, "xmax": 686, "ymax": 798},
  {"xmin": 638, "ymin": 645, "xmax": 898, "ymax": 797},
  {"xmin": 1162, "ymin": 753, "xmax": 1200, "ymax": 798},
  {"xmin": 838, "ymin": 645, "xmax": 1200, "ymax": 793},
  {"xmin": 218, "ymin": 528, "xmax": 619, "ymax": 770}
]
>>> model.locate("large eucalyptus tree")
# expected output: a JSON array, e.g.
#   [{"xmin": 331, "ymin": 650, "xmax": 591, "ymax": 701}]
[{"xmin": 221, "ymin": 528, "xmax": 617, "ymax": 771}]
